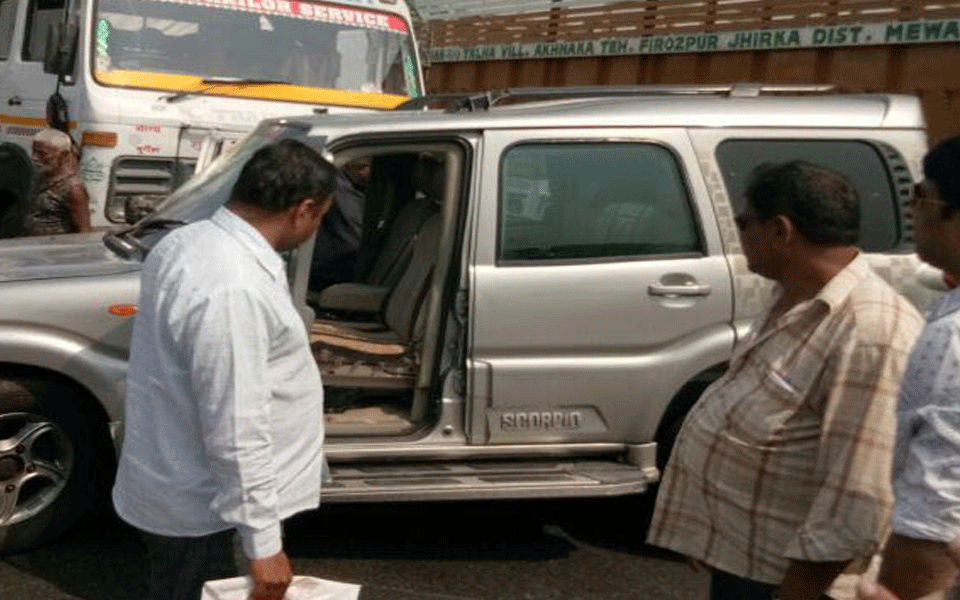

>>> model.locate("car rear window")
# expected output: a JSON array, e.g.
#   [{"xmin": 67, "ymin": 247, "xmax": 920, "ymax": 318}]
[{"xmin": 715, "ymin": 139, "xmax": 905, "ymax": 252}]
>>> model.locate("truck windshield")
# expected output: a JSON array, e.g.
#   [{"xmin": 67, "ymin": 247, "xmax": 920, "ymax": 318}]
[{"xmin": 92, "ymin": 0, "xmax": 421, "ymax": 107}]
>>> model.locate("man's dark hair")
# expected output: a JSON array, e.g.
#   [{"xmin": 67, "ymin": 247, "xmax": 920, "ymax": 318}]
[
  {"xmin": 229, "ymin": 139, "xmax": 336, "ymax": 212},
  {"xmin": 745, "ymin": 159, "xmax": 859, "ymax": 246},
  {"xmin": 923, "ymin": 134, "xmax": 960, "ymax": 212}
]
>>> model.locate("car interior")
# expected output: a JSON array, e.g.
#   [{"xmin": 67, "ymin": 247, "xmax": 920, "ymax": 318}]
[{"xmin": 307, "ymin": 145, "xmax": 464, "ymax": 438}]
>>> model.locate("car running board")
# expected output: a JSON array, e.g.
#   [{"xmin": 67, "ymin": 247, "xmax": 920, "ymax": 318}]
[{"xmin": 322, "ymin": 459, "xmax": 657, "ymax": 502}]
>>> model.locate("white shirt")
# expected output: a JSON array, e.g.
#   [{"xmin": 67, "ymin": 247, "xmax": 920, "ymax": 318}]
[
  {"xmin": 113, "ymin": 207, "xmax": 324, "ymax": 559},
  {"xmin": 892, "ymin": 286, "xmax": 960, "ymax": 543}
]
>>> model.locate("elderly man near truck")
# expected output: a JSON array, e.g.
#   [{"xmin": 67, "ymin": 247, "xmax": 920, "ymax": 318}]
[
  {"xmin": 647, "ymin": 160, "xmax": 923, "ymax": 600},
  {"xmin": 112, "ymin": 139, "xmax": 337, "ymax": 600},
  {"xmin": 24, "ymin": 128, "xmax": 91, "ymax": 236}
]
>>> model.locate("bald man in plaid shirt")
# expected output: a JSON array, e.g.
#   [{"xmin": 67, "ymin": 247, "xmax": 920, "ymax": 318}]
[{"xmin": 648, "ymin": 161, "xmax": 923, "ymax": 600}]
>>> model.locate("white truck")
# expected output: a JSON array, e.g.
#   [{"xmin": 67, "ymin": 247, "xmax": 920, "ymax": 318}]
[{"xmin": 0, "ymin": 0, "xmax": 423, "ymax": 227}]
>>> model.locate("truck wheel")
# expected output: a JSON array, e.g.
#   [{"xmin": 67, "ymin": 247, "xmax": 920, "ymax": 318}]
[{"xmin": 0, "ymin": 379, "xmax": 110, "ymax": 555}]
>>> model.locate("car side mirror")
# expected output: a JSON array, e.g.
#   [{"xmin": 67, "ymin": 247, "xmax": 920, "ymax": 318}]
[{"xmin": 43, "ymin": 19, "xmax": 79, "ymax": 76}]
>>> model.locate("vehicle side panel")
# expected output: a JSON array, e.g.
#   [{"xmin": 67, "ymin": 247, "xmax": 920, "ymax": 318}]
[{"xmin": 468, "ymin": 128, "xmax": 735, "ymax": 445}]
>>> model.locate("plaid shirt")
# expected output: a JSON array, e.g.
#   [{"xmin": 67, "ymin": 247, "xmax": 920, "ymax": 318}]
[{"xmin": 647, "ymin": 254, "xmax": 923, "ymax": 585}]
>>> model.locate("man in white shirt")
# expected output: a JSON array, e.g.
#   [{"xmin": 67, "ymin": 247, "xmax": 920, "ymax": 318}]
[
  {"xmin": 112, "ymin": 139, "xmax": 337, "ymax": 600},
  {"xmin": 857, "ymin": 135, "xmax": 960, "ymax": 600}
]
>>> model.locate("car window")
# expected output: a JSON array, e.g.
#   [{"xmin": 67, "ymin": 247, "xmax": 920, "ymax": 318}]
[
  {"xmin": 498, "ymin": 142, "xmax": 701, "ymax": 262},
  {"xmin": 715, "ymin": 139, "xmax": 903, "ymax": 252},
  {"xmin": 23, "ymin": 0, "xmax": 64, "ymax": 62},
  {"xmin": 0, "ymin": 0, "xmax": 16, "ymax": 60}
]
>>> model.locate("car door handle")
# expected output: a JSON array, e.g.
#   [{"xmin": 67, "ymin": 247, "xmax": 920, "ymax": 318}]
[
  {"xmin": 648, "ymin": 282, "xmax": 712, "ymax": 297},
  {"xmin": 8, "ymin": 96, "xmax": 21, "ymax": 106}
]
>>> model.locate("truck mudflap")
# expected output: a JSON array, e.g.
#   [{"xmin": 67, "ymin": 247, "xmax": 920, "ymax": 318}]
[{"xmin": 322, "ymin": 460, "xmax": 658, "ymax": 502}]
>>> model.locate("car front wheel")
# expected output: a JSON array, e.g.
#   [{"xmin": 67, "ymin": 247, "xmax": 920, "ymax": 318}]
[{"xmin": 0, "ymin": 378, "xmax": 111, "ymax": 555}]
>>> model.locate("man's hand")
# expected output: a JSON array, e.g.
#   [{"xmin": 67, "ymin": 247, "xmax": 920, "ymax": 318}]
[
  {"xmin": 249, "ymin": 550, "xmax": 293, "ymax": 600},
  {"xmin": 857, "ymin": 539, "xmax": 960, "ymax": 600},
  {"xmin": 856, "ymin": 581, "xmax": 901, "ymax": 600},
  {"xmin": 777, "ymin": 559, "xmax": 851, "ymax": 600}
]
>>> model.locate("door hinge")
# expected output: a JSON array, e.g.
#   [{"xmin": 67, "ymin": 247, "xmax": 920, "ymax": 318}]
[{"xmin": 455, "ymin": 288, "xmax": 468, "ymax": 321}]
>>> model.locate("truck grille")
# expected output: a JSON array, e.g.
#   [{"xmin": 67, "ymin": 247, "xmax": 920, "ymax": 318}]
[{"xmin": 106, "ymin": 157, "xmax": 196, "ymax": 223}]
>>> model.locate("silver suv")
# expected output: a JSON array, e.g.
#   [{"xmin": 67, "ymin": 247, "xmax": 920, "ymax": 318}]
[{"xmin": 0, "ymin": 85, "xmax": 943, "ymax": 553}]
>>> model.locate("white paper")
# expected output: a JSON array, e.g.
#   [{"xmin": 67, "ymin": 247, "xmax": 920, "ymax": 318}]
[{"xmin": 202, "ymin": 575, "xmax": 361, "ymax": 600}]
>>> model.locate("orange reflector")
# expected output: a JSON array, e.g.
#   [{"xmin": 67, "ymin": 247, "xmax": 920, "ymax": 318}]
[
  {"xmin": 108, "ymin": 304, "xmax": 138, "ymax": 316},
  {"xmin": 81, "ymin": 131, "xmax": 118, "ymax": 148}
]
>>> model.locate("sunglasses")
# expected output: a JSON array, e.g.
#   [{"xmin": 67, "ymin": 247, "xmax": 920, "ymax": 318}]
[{"xmin": 910, "ymin": 182, "xmax": 949, "ymax": 208}]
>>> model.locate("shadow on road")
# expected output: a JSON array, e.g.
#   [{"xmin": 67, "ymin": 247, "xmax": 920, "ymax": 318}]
[
  {"xmin": 285, "ymin": 500, "xmax": 578, "ymax": 562},
  {"xmin": 1, "ymin": 496, "xmax": 684, "ymax": 600},
  {"xmin": 1, "ymin": 511, "xmax": 147, "ymax": 600},
  {"xmin": 286, "ymin": 495, "xmax": 682, "ymax": 562},
  {"xmin": 548, "ymin": 492, "xmax": 680, "ymax": 555}
]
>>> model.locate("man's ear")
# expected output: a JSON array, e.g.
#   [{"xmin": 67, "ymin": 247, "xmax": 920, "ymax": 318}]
[
  {"xmin": 773, "ymin": 214, "xmax": 794, "ymax": 244},
  {"xmin": 291, "ymin": 195, "xmax": 333, "ymax": 228},
  {"xmin": 297, "ymin": 197, "xmax": 316, "ymax": 215},
  {"xmin": 293, "ymin": 197, "xmax": 320, "ymax": 220}
]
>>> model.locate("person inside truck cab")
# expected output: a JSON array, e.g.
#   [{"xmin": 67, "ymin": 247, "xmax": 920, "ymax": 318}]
[
  {"xmin": 279, "ymin": 32, "xmax": 340, "ymax": 89},
  {"xmin": 23, "ymin": 129, "xmax": 91, "ymax": 236}
]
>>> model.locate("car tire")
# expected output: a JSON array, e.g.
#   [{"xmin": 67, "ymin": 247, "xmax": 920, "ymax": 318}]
[
  {"xmin": 654, "ymin": 380, "xmax": 712, "ymax": 472},
  {"xmin": 0, "ymin": 377, "xmax": 113, "ymax": 555}
]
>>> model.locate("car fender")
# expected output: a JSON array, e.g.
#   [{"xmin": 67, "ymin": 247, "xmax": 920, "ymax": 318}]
[{"xmin": 0, "ymin": 324, "xmax": 126, "ymax": 422}]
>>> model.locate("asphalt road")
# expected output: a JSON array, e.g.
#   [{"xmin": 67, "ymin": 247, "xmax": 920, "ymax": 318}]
[{"xmin": 0, "ymin": 497, "xmax": 709, "ymax": 600}]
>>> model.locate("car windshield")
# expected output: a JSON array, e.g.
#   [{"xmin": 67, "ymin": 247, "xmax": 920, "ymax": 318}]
[{"xmin": 93, "ymin": 0, "xmax": 421, "ymax": 104}]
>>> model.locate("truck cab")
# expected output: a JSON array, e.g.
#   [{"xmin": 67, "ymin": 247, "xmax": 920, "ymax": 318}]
[{"xmin": 0, "ymin": 0, "xmax": 423, "ymax": 228}]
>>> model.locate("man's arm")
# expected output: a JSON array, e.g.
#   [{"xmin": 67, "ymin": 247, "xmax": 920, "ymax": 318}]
[
  {"xmin": 185, "ymin": 287, "xmax": 291, "ymax": 599},
  {"xmin": 783, "ymin": 339, "xmax": 916, "ymax": 599},
  {"xmin": 879, "ymin": 323, "xmax": 960, "ymax": 600},
  {"xmin": 67, "ymin": 180, "xmax": 91, "ymax": 232}
]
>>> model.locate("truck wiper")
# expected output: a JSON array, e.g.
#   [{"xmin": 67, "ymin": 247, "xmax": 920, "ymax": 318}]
[{"xmin": 162, "ymin": 77, "xmax": 291, "ymax": 103}]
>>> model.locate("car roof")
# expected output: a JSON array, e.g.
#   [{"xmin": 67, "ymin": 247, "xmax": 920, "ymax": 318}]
[{"xmin": 291, "ymin": 92, "xmax": 925, "ymax": 141}]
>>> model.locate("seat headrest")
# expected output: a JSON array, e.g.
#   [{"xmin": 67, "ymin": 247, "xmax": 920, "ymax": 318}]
[{"xmin": 412, "ymin": 156, "xmax": 444, "ymax": 205}]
